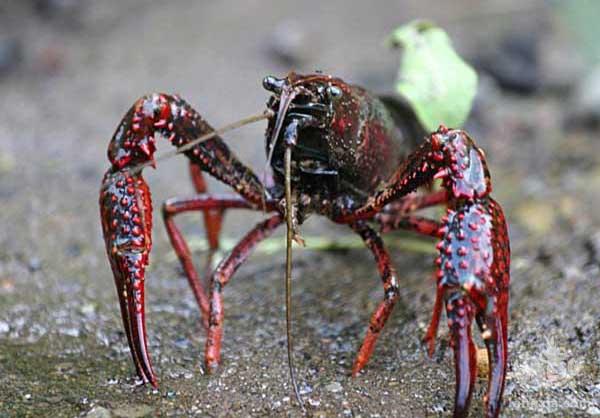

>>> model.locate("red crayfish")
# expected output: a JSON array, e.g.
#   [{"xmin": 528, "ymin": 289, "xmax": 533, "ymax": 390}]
[{"xmin": 99, "ymin": 72, "xmax": 510, "ymax": 417}]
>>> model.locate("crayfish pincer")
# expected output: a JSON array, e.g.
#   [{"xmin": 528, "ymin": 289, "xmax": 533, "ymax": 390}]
[{"xmin": 99, "ymin": 72, "xmax": 510, "ymax": 417}]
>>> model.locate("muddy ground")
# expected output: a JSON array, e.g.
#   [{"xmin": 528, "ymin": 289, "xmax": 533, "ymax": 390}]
[{"xmin": 0, "ymin": 1, "xmax": 599, "ymax": 417}]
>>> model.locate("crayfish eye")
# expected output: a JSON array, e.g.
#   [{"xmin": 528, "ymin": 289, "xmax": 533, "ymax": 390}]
[
  {"xmin": 263, "ymin": 75, "xmax": 286, "ymax": 94},
  {"xmin": 327, "ymin": 85, "xmax": 342, "ymax": 100}
]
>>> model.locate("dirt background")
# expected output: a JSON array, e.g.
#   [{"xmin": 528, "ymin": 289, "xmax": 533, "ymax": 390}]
[{"xmin": 0, "ymin": 0, "xmax": 599, "ymax": 417}]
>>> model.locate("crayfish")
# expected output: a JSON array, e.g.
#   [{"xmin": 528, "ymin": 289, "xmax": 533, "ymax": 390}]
[{"xmin": 99, "ymin": 72, "xmax": 510, "ymax": 417}]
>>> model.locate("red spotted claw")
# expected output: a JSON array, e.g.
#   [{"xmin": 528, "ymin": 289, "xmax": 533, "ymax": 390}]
[
  {"xmin": 373, "ymin": 127, "xmax": 510, "ymax": 417},
  {"xmin": 100, "ymin": 93, "xmax": 266, "ymax": 386}
]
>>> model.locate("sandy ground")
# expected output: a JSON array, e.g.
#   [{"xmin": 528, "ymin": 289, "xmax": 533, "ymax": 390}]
[{"xmin": 0, "ymin": 1, "xmax": 599, "ymax": 417}]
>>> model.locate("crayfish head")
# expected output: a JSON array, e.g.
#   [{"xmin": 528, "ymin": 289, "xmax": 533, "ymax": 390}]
[{"xmin": 263, "ymin": 73, "xmax": 346, "ymax": 190}]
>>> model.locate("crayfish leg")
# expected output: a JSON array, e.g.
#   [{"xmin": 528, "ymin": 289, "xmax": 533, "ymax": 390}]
[
  {"xmin": 189, "ymin": 163, "xmax": 224, "ymax": 252},
  {"xmin": 203, "ymin": 214, "xmax": 283, "ymax": 372},
  {"xmin": 350, "ymin": 221, "xmax": 399, "ymax": 376}
]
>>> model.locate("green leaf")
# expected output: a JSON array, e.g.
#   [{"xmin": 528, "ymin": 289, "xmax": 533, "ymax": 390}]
[{"xmin": 387, "ymin": 20, "xmax": 478, "ymax": 132}]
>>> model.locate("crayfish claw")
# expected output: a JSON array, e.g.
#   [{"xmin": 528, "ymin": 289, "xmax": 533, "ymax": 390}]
[
  {"xmin": 422, "ymin": 281, "xmax": 444, "ymax": 359},
  {"xmin": 446, "ymin": 292, "xmax": 477, "ymax": 418},
  {"xmin": 433, "ymin": 196, "xmax": 509, "ymax": 417},
  {"xmin": 100, "ymin": 170, "xmax": 157, "ymax": 387},
  {"xmin": 477, "ymin": 301, "xmax": 508, "ymax": 417},
  {"xmin": 114, "ymin": 251, "xmax": 157, "ymax": 388}
]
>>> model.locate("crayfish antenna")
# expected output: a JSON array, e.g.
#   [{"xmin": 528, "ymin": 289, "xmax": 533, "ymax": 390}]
[
  {"xmin": 284, "ymin": 146, "xmax": 305, "ymax": 412},
  {"xmin": 262, "ymin": 84, "xmax": 298, "ymax": 212}
]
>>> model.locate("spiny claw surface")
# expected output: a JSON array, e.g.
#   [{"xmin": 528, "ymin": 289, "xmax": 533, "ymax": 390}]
[
  {"xmin": 431, "ymin": 198, "xmax": 509, "ymax": 418},
  {"xmin": 100, "ymin": 169, "xmax": 156, "ymax": 387}
]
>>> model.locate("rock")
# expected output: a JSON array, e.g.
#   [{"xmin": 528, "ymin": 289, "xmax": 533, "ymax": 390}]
[
  {"xmin": 538, "ymin": 32, "xmax": 583, "ymax": 93},
  {"xmin": 474, "ymin": 33, "xmax": 540, "ymax": 94},
  {"xmin": 324, "ymin": 381, "xmax": 343, "ymax": 393},
  {"xmin": 568, "ymin": 66, "xmax": 600, "ymax": 126},
  {"xmin": 308, "ymin": 398, "xmax": 321, "ymax": 407},
  {"xmin": 299, "ymin": 383, "xmax": 313, "ymax": 395},
  {"xmin": 584, "ymin": 231, "xmax": 600, "ymax": 266},
  {"xmin": 112, "ymin": 405, "xmax": 153, "ymax": 418},
  {"xmin": 86, "ymin": 406, "xmax": 112, "ymax": 418},
  {"xmin": 27, "ymin": 257, "xmax": 42, "ymax": 272},
  {"xmin": 0, "ymin": 38, "xmax": 22, "ymax": 76},
  {"xmin": 587, "ymin": 406, "xmax": 600, "ymax": 415}
]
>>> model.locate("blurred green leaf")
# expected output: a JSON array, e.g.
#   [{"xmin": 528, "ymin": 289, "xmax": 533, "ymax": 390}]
[
  {"xmin": 388, "ymin": 20, "xmax": 478, "ymax": 131},
  {"xmin": 167, "ymin": 234, "xmax": 435, "ymax": 263}
]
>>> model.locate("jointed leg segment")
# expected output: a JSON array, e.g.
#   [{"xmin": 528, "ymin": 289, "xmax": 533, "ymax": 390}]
[
  {"xmin": 204, "ymin": 214, "xmax": 284, "ymax": 371},
  {"xmin": 189, "ymin": 164, "xmax": 224, "ymax": 251},
  {"xmin": 350, "ymin": 221, "xmax": 399, "ymax": 376},
  {"xmin": 162, "ymin": 193, "xmax": 260, "ymax": 326}
]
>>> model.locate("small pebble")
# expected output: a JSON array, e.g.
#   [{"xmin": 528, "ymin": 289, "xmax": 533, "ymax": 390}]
[
  {"xmin": 0, "ymin": 37, "xmax": 22, "ymax": 75},
  {"xmin": 569, "ymin": 66, "xmax": 600, "ymax": 126},
  {"xmin": 112, "ymin": 405, "xmax": 153, "ymax": 418},
  {"xmin": 587, "ymin": 406, "xmax": 600, "ymax": 416},
  {"xmin": 325, "ymin": 381, "xmax": 343, "ymax": 393},
  {"xmin": 0, "ymin": 321, "xmax": 9, "ymax": 333},
  {"xmin": 28, "ymin": 257, "xmax": 42, "ymax": 272},
  {"xmin": 86, "ymin": 406, "xmax": 111, "ymax": 418},
  {"xmin": 308, "ymin": 398, "xmax": 321, "ymax": 407}
]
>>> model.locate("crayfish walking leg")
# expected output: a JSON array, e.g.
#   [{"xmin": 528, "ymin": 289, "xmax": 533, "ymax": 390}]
[
  {"xmin": 349, "ymin": 221, "xmax": 399, "ymax": 376},
  {"xmin": 162, "ymin": 194, "xmax": 259, "ymax": 328},
  {"xmin": 204, "ymin": 214, "xmax": 284, "ymax": 371}
]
